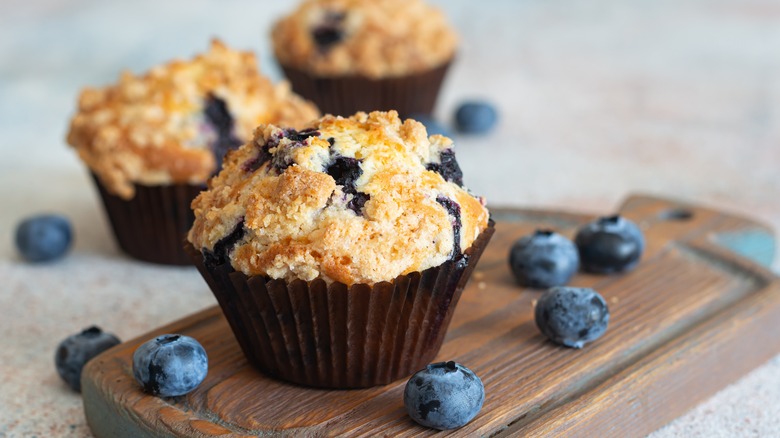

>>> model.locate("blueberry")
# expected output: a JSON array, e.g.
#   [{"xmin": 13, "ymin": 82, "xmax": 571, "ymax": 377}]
[
  {"xmin": 326, "ymin": 156, "xmax": 362, "ymax": 189},
  {"xmin": 203, "ymin": 218, "xmax": 246, "ymax": 268},
  {"xmin": 435, "ymin": 196, "xmax": 462, "ymax": 258},
  {"xmin": 454, "ymin": 101, "xmax": 498, "ymax": 135},
  {"xmin": 283, "ymin": 127, "xmax": 320, "ymax": 143},
  {"xmin": 534, "ymin": 287, "xmax": 609, "ymax": 348},
  {"xmin": 404, "ymin": 361, "xmax": 484, "ymax": 430},
  {"xmin": 311, "ymin": 11, "xmax": 347, "ymax": 51},
  {"xmin": 204, "ymin": 94, "xmax": 242, "ymax": 171},
  {"xmin": 509, "ymin": 230, "xmax": 579, "ymax": 288},
  {"xmin": 243, "ymin": 128, "xmax": 320, "ymax": 174},
  {"xmin": 575, "ymin": 215, "xmax": 645, "ymax": 274},
  {"xmin": 347, "ymin": 192, "xmax": 370, "ymax": 214},
  {"xmin": 15, "ymin": 214, "xmax": 73, "ymax": 262},
  {"xmin": 203, "ymin": 94, "xmax": 233, "ymax": 135},
  {"xmin": 312, "ymin": 26, "xmax": 343, "ymax": 51},
  {"xmin": 132, "ymin": 334, "xmax": 208, "ymax": 397},
  {"xmin": 426, "ymin": 149, "xmax": 464, "ymax": 187},
  {"xmin": 55, "ymin": 326, "xmax": 121, "ymax": 392},
  {"xmin": 409, "ymin": 114, "xmax": 453, "ymax": 138},
  {"xmin": 270, "ymin": 128, "xmax": 322, "ymax": 173},
  {"xmin": 326, "ymin": 155, "xmax": 370, "ymax": 215}
]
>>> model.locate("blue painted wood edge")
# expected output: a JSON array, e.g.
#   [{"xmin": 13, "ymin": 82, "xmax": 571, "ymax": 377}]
[{"xmin": 712, "ymin": 229, "xmax": 776, "ymax": 268}]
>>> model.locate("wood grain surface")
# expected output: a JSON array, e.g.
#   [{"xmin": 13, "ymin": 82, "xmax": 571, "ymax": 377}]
[{"xmin": 81, "ymin": 194, "xmax": 780, "ymax": 437}]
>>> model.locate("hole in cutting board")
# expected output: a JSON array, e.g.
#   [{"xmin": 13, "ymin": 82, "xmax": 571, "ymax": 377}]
[{"xmin": 659, "ymin": 208, "xmax": 694, "ymax": 221}]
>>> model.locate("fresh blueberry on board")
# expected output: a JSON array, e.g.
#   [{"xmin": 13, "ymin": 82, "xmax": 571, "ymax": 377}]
[
  {"xmin": 55, "ymin": 326, "xmax": 121, "ymax": 392},
  {"xmin": 132, "ymin": 334, "xmax": 208, "ymax": 397},
  {"xmin": 404, "ymin": 361, "xmax": 484, "ymax": 430},
  {"xmin": 534, "ymin": 287, "xmax": 609, "ymax": 348},
  {"xmin": 408, "ymin": 113, "xmax": 453, "ymax": 138},
  {"xmin": 15, "ymin": 214, "xmax": 73, "ymax": 262},
  {"xmin": 509, "ymin": 229, "xmax": 579, "ymax": 288},
  {"xmin": 454, "ymin": 101, "xmax": 498, "ymax": 135},
  {"xmin": 575, "ymin": 215, "xmax": 645, "ymax": 274}
]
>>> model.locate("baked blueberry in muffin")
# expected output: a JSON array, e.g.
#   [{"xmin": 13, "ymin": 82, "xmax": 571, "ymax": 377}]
[
  {"xmin": 311, "ymin": 11, "xmax": 347, "ymax": 51},
  {"xmin": 203, "ymin": 94, "xmax": 244, "ymax": 170}
]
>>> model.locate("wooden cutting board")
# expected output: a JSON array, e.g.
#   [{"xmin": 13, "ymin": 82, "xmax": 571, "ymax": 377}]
[{"xmin": 82, "ymin": 195, "xmax": 779, "ymax": 437}]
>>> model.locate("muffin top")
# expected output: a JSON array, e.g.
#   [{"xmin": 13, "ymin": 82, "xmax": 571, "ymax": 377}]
[
  {"xmin": 67, "ymin": 40, "xmax": 319, "ymax": 199},
  {"xmin": 188, "ymin": 110, "xmax": 488, "ymax": 286},
  {"xmin": 272, "ymin": 0, "xmax": 457, "ymax": 79}
]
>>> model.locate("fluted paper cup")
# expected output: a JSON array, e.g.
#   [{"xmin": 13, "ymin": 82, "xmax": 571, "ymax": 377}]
[
  {"xmin": 186, "ymin": 220, "xmax": 494, "ymax": 388},
  {"xmin": 92, "ymin": 174, "xmax": 204, "ymax": 265},
  {"xmin": 279, "ymin": 61, "xmax": 452, "ymax": 118}
]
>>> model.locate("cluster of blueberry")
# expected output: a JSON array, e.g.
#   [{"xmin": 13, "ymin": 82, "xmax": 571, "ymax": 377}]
[
  {"xmin": 56, "ymin": 328, "xmax": 485, "ymax": 430},
  {"xmin": 510, "ymin": 215, "xmax": 645, "ymax": 288},
  {"xmin": 510, "ymin": 215, "xmax": 644, "ymax": 349},
  {"xmin": 15, "ymin": 213, "xmax": 207, "ymax": 397},
  {"xmin": 401, "ymin": 215, "xmax": 647, "ymax": 431},
  {"xmin": 56, "ymin": 327, "xmax": 208, "ymax": 397}
]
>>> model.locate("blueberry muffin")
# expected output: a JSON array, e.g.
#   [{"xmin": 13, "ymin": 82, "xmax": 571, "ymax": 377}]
[
  {"xmin": 186, "ymin": 110, "xmax": 493, "ymax": 388},
  {"xmin": 272, "ymin": 0, "xmax": 457, "ymax": 117},
  {"xmin": 67, "ymin": 40, "xmax": 319, "ymax": 264}
]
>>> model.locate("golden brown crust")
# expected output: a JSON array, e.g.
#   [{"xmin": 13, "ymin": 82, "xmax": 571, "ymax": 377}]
[
  {"xmin": 272, "ymin": 0, "xmax": 457, "ymax": 78},
  {"xmin": 188, "ymin": 110, "xmax": 488, "ymax": 286},
  {"xmin": 67, "ymin": 40, "xmax": 319, "ymax": 199}
]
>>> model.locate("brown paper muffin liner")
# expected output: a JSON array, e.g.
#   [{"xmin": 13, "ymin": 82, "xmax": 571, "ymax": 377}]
[
  {"xmin": 280, "ymin": 61, "xmax": 452, "ymax": 118},
  {"xmin": 92, "ymin": 174, "xmax": 204, "ymax": 265},
  {"xmin": 185, "ymin": 221, "xmax": 494, "ymax": 388}
]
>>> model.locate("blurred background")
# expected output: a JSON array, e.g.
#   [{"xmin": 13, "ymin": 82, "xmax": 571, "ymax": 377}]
[
  {"xmin": 2, "ymin": 0, "xmax": 779, "ymax": 240},
  {"xmin": 0, "ymin": 0, "xmax": 778, "ymax": 436}
]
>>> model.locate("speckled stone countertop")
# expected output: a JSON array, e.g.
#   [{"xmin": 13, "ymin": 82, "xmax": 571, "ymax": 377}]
[{"xmin": 1, "ymin": 0, "xmax": 779, "ymax": 436}]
